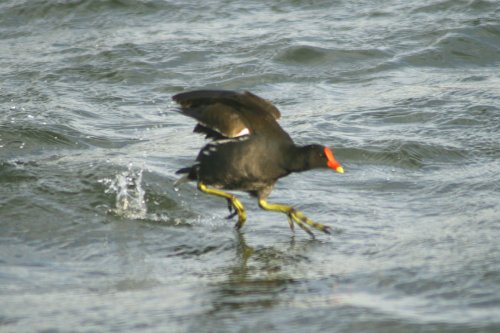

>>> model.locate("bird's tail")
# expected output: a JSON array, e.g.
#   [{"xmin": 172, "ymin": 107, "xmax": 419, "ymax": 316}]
[
  {"xmin": 175, "ymin": 167, "xmax": 192, "ymax": 175},
  {"xmin": 174, "ymin": 167, "xmax": 195, "ymax": 187}
]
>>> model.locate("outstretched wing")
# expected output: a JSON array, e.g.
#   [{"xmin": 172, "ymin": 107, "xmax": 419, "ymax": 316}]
[{"xmin": 172, "ymin": 90, "xmax": 282, "ymax": 140}]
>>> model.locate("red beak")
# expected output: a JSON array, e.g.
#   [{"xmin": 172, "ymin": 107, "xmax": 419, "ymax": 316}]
[{"xmin": 324, "ymin": 147, "xmax": 344, "ymax": 173}]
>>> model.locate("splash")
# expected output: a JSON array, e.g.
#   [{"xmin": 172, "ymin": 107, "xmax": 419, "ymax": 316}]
[{"xmin": 101, "ymin": 164, "xmax": 147, "ymax": 219}]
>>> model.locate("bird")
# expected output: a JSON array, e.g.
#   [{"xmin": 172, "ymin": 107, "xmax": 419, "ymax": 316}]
[{"xmin": 172, "ymin": 90, "xmax": 344, "ymax": 237}]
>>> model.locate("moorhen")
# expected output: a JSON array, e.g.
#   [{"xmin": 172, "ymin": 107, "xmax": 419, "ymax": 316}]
[{"xmin": 173, "ymin": 90, "xmax": 344, "ymax": 236}]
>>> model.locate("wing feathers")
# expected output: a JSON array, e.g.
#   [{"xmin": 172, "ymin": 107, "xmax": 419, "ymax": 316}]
[{"xmin": 172, "ymin": 90, "xmax": 281, "ymax": 140}]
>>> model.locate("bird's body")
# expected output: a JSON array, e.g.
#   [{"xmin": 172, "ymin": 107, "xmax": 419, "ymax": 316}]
[{"xmin": 173, "ymin": 90, "xmax": 343, "ymax": 236}]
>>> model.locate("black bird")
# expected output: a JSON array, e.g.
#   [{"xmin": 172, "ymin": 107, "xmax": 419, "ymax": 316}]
[{"xmin": 173, "ymin": 90, "xmax": 344, "ymax": 236}]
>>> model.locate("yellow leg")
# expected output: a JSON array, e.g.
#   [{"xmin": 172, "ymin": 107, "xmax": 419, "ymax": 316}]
[
  {"xmin": 258, "ymin": 199, "xmax": 331, "ymax": 237},
  {"xmin": 197, "ymin": 182, "xmax": 247, "ymax": 229}
]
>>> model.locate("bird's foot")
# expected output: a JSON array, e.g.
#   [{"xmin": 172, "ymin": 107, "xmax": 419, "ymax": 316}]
[
  {"xmin": 228, "ymin": 196, "xmax": 247, "ymax": 229},
  {"xmin": 225, "ymin": 199, "xmax": 238, "ymax": 219},
  {"xmin": 197, "ymin": 182, "xmax": 247, "ymax": 229},
  {"xmin": 258, "ymin": 198, "xmax": 331, "ymax": 238},
  {"xmin": 288, "ymin": 209, "xmax": 332, "ymax": 238}
]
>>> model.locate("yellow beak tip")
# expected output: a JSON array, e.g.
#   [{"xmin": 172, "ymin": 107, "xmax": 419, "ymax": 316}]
[{"xmin": 336, "ymin": 166, "xmax": 344, "ymax": 174}]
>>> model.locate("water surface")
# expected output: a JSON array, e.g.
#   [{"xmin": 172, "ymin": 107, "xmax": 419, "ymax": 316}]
[{"xmin": 1, "ymin": 0, "xmax": 499, "ymax": 332}]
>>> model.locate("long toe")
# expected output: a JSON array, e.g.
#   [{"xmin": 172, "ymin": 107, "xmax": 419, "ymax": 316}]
[
  {"xmin": 290, "ymin": 209, "xmax": 331, "ymax": 236},
  {"xmin": 287, "ymin": 215, "xmax": 295, "ymax": 232},
  {"xmin": 225, "ymin": 211, "xmax": 238, "ymax": 219},
  {"xmin": 296, "ymin": 221, "xmax": 315, "ymax": 238},
  {"xmin": 321, "ymin": 225, "xmax": 332, "ymax": 235},
  {"xmin": 234, "ymin": 214, "xmax": 246, "ymax": 230},
  {"xmin": 226, "ymin": 199, "xmax": 234, "ymax": 213},
  {"xmin": 232, "ymin": 199, "xmax": 247, "ymax": 229}
]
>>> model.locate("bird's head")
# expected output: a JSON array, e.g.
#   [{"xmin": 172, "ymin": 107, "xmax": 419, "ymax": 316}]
[{"xmin": 302, "ymin": 144, "xmax": 344, "ymax": 173}]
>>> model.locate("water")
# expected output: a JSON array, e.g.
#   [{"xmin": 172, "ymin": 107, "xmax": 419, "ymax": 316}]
[{"xmin": 1, "ymin": 0, "xmax": 499, "ymax": 332}]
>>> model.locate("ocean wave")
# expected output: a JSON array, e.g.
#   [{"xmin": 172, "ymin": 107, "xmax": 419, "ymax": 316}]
[{"xmin": 399, "ymin": 24, "xmax": 500, "ymax": 67}]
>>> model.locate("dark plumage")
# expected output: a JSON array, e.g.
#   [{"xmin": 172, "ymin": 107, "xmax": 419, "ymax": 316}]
[{"xmin": 173, "ymin": 90, "xmax": 344, "ymax": 236}]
